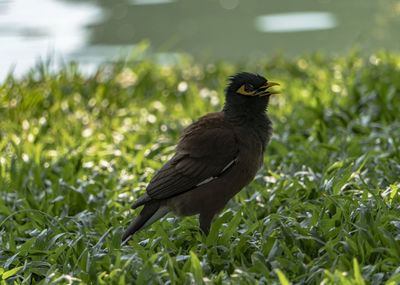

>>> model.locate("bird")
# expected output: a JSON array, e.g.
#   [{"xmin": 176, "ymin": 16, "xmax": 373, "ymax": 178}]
[{"xmin": 122, "ymin": 72, "xmax": 280, "ymax": 242}]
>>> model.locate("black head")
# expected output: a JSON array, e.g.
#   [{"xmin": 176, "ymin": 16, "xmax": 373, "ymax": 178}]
[
  {"xmin": 223, "ymin": 72, "xmax": 278, "ymax": 129},
  {"xmin": 226, "ymin": 72, "xmax": 279, "ymax": 98}
]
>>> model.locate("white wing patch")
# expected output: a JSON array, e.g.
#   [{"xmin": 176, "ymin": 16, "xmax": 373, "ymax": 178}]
[
  {"xmin": 195, "ymin": 158, "xmax": 237, "ymax": 187},
  {"xmin": 196, "ymin": 176, "xmax": 215, "ymax": 187},
  {"xmin": 221, "ymin": 158, "xmax": 236, "ymax": 172}
]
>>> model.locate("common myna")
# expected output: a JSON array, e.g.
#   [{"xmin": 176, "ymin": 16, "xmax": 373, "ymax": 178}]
[{"xmin": 122, "ymin": 72, "xmax": 279, "ymax": 242}]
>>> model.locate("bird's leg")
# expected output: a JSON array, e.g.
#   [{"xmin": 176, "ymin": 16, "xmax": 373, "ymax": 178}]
[{"xmin": 199, "ymin": 213, "xmax": 214, "ymax": 235}]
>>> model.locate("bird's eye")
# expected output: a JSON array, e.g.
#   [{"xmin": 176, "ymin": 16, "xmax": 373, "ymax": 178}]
[
  {"xmin": 236, "ymin": 84, "xmax": 256, "ymax": 96},
  {"xmin": 246, "ymin": 84, "xmax": 254, "ymax": 91}
]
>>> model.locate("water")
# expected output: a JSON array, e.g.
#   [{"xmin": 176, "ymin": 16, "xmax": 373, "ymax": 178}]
[
  {"xmin": 254, "ymin": 12, "xmax": 337, "ymax": 33},
  {"xmin": 1, "ymin": 0, "xmax": 400, "ymax": 80}
]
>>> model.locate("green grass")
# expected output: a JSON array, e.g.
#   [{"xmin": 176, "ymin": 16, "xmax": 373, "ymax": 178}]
[{"xmin": 1, "ymin": 48, "xmax": 400, "ymax": 284}]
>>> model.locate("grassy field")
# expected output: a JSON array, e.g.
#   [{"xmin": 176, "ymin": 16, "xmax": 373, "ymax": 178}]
[{"xmin": 1, "ymin": 49, "xmax": 400, "ymax": 284}]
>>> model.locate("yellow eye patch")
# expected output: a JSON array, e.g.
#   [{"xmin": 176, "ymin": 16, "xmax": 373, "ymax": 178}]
[{"xmin": 236, "ymin": 84, "xmax": 256, "ymax": 96}]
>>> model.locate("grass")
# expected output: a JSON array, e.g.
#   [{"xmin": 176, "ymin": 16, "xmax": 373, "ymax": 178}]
[{"xmin": 1, "ymin": 48, "xmax": 400, "ymax": 284}]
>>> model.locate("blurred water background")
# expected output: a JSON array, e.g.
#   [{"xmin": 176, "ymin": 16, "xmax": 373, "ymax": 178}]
[{"xmin": 1, "ymin": 0, "xmax": 400, "ymax": 80}]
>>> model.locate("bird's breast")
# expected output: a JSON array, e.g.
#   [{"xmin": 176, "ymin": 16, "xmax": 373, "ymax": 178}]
[{"xmin": 235, "ymin": 143, "xmax": 264, "ymax": 182}]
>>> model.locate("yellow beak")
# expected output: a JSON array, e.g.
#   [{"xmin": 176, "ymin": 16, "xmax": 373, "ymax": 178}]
[
  {"xmin": 261, "ymin": 81, "xmax": 280, "ymax": 89},
  {"xmin": 256, "ymin": 81, "xmax": 281, "ymax": 96}
]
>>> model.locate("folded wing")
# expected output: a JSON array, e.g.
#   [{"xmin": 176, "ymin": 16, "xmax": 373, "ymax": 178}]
[{"xmin": 147, "ymin": 113, "xmax": 238, "ymax": 200}]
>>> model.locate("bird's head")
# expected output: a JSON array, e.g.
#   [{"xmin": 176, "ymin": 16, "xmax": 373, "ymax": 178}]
[
  {"xmin": 224, "ymin": 72, "xmax": 280, "ymax": 114},
  {"xmin": 226, "ymin": 72, "xmax": 280, "ymax": 98}
]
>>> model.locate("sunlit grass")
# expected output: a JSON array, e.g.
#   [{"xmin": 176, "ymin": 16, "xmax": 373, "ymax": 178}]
[{"xmin": 1, "ymin": 50, "xmax": 400, "ymax": 284}]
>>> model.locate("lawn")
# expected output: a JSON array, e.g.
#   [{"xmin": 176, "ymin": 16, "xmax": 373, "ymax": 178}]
[{"xmin": 1, "ymin": 49, "xmax": 400, "ymax": 284}]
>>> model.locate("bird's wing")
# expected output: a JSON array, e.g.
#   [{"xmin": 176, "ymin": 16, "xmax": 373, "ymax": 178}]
[{"xmin": 146, "ymin": 113, "xmax": 238, "ymax": 200}]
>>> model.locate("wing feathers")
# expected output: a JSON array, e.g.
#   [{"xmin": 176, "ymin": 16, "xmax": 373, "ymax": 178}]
[{"xmin": 146, "ymin": 112, "xmax": 238, "ymax": 200}]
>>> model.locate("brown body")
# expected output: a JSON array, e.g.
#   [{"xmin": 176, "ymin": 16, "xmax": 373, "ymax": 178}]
[
  {"xmin": 166, "ymin": 111, "xmax": 268, "ymax": 229},
  {"xmin": 122, "ymin": 72, "xmax": 277, "ymax": 242}
]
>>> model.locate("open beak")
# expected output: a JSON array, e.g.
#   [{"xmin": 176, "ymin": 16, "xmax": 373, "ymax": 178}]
[{"xmin": 255, "ymin": 81, "xmax": 281, "ymax": 96}]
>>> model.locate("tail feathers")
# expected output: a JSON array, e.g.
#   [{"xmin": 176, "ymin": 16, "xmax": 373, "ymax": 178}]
[
  {"xmin": 122, "ymin": 202, "xmax": 169, "ymax": 242},
  {"xmin": 131, "ymin": 192, "xmax": 152, "ymax": 209}
]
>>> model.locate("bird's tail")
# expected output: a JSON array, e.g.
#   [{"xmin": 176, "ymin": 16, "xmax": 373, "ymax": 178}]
[{"xmin": 121, "ymin": 201, "xmax": 168, "ymax": 242}]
